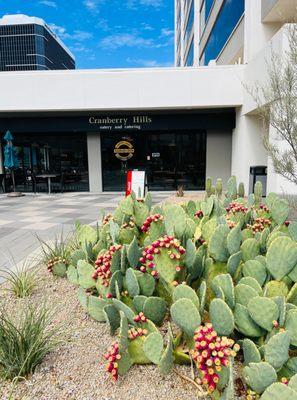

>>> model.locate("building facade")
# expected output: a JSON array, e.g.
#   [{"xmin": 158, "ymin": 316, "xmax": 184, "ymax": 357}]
[
  {"xmin": 0, "ymin": 14, "xmax": 75, "ymax": 71},
  {"xmin": 0, "ymin": 1, "xmax": 296, "ymax": 195}
]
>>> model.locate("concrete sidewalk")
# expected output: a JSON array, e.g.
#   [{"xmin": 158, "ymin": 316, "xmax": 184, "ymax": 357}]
[{"xmin": 0, "ymin": 192, "xmax": 171, "ymax": 271}]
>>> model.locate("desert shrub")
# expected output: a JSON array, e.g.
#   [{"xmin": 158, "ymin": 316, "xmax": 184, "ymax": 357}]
[
  {"xmin": 0, "ymin": 261, "xmax": 39, "ymax": 298},
  {"xmin": 0, "ymin": 302, "xmax": 63, "ymax": 380}
]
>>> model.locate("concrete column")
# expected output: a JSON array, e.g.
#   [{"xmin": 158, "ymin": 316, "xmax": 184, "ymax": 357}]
[
  {"xmin": 267, "ymin": 125, "xmax": 297, "ymax": 195},
  {"xmin": 87, "ymin": 133, "xmax": 102, "ymax": 192},
  {"xmin": 244, "ymin": 0, "xmax": 281, "ymax": 63},
  {"xmin": 206, "ymin": 130, "xmax": 232, "ymax": 187},
  {"xmin": 231, "ymin": 107, "xmax": 268, "ymax": 192},
  {"xmin": 193, "ymin": 0, "xmax": 201, "ymax": 67}
]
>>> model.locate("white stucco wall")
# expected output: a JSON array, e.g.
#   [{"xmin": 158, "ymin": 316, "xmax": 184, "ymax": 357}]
[
  {"xmin": 0, "ymin": 66, "xmax": 244, "ymax": 112},
  {"xmin": 232, "ymin": 108, "xmax": 268, "ymax": 192},
  {"xmin": 206, "ymin": 130, "xmax": 232, "ymax": 186},
  {"xmin": 267, "ymin": 125, "xmax": 297, "ymax": 195}
]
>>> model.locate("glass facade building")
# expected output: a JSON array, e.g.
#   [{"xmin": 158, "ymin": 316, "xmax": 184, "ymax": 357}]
[
  {"xmin": 0, "ymin": 15, "xmax": 75, "ymax": 71},
  {"xmin": 200, "ymin": 0, "xmax": 245, "ymax": 66},
  {"xmin": 175, "ymin": 0, "xmax": 245, "ymax": 67}
]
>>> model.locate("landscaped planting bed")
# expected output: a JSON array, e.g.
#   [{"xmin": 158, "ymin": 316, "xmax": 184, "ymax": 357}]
[{"xmin": 1, "ymin": 176, "xmax": 297, "ymax": 400}]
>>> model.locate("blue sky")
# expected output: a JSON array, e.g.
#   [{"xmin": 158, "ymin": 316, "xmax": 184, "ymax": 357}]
[{"xmin": 0, "ymin": 0, "xmax": 174, "ymax": 69}]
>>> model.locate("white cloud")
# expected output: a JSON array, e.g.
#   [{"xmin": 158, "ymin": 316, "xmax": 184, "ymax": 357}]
[
  {"xmin": 39, "ymin": 0, "xmax": 57, "ymax": 8},
  {"xmin": 97, "ymin": 18, "xmax": 110, "ymax": 32},
  {"xmin": 141, "ymin": 22, "xmax": 154, "ymax": 31},
  {"xmin": 83, "ymin": 0, "xmax": 104, "ymax": 12},
  {"xmin": 72, "ymin": 30, "xmax": 93, "ymax": 40},
  {"xmin": 49, "ymin": 23, "xmax": 67, "ymax": 37},
  {"xmin": 49, "ymin": 24, "xmax": 92, "ymax": 42},
  {"xmin": 126, "ymin": 57, "xmax": 173, "ymax": 67},
  {"xmin": 99, "ymin": 33, "xmax": 153, "ymax": 50},
  {"xmin": 161, "ymin": 28, "xmax": 174, "ymax": 37},
  {"xmin": 127, "ymin": 0, "xmax": 162, "ymax": 9}
]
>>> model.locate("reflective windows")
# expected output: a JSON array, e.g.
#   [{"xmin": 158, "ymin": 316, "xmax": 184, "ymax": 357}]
[
  {"xmin": 0, "ymin": 23, "xmax": 75, "ymax": 71},
  {"xmin": 200, "ymin": 0, "xmax": 244, "ymax": 66},
  {"xmin": 200, "ymin": 0, "xmax": 214, "ymax": 33},
  {"xmin": 184, "ymin": 0, "xmax": 194, "ymax": 46},
  {"xmin": 185, "ymin": 39, "xmax": 194, "ymax": 66}
]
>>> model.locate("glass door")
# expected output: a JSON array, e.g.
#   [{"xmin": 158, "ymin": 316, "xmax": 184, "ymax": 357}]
[
  {"xmin": 101, "ymin": 133, "xmax": 147, "ymax": 191},
  {"xmin": 101, "ymin": 130, "xmax": 206, "ymax": 192},
  {"xmin": 147, "ymin": 131, "xmax": 206, "ymax": 190}
]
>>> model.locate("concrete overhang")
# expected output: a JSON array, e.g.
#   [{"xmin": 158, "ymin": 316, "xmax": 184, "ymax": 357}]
[
  {"xmin": 262, "ymin": 0, "xmax": 297, "ymax": 23},
  {"xmin": 0, "ymin": 66, "xmax": 244, "ymax": 114}
]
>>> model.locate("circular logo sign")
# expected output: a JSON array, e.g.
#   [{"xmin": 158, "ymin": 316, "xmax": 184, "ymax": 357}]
[{"xmin": 114, "ymin": 141, "xmax": 134, "ymax": 161}]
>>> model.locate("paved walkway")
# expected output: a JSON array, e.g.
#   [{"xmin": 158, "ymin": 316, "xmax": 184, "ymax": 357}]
[{"xmin": 0, "ymin": 192, "xmax": 171, "ymax": 272}]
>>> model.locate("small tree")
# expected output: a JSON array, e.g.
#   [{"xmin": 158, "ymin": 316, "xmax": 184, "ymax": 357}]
[{"xmin": 247, "ymin": 24, "xmax": 297, "ymax": 186}]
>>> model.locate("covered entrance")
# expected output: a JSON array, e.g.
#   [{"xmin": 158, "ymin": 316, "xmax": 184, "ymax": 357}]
[
  {"xmin": 0, "ymin": 109, "xmax": 235, "ymax": 193},
  {"xmin": 101, "ymin": 131, "xmax": 206, "ymax": 191}
]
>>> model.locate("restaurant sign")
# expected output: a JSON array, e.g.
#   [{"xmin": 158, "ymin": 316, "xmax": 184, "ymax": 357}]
[{"xmin": 89, "ymin": 115, "xmax": 152, "ymax": 131}]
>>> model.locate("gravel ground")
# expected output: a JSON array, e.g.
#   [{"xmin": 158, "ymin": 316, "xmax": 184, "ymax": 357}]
[{"xmin": 0, "ymin": 267, "xmax": 212, "ymax": 400}]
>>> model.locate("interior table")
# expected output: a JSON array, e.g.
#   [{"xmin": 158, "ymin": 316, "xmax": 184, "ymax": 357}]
[{"xmin": 36, "ymin": 174, "xmax": 59, "ymax": 195}]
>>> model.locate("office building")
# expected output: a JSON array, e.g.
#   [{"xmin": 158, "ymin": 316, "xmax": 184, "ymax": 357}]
[{"xmin": 0, "ymin": 14, "xmax": 75, "ymax": 71}]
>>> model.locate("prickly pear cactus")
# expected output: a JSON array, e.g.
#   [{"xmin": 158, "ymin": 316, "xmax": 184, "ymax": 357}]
[{"xmin": 56, "ymin": 187, "xmax": 297, "ymax": 394}]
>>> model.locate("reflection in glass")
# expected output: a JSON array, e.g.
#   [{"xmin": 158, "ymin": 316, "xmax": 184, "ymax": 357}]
[
  {"xmin": 101, "ymin": 131, "xmax": 206, "ymax": 191},
  {"xmin": 9, "ymin": 133, "xmax": 89, "ymax": 192},
  {"xmin": 185, "ymin": 39, "xmax": 194, "ymax": 66},
  {"xmin": 200, "ymin": 0, "xmax": 244, "ymax": 66}
]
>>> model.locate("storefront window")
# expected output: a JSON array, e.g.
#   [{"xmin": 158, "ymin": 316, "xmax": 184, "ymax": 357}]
[
  {"xmin": 200, "ymin": 0, "xmax": 244, "ymax": 65},
  {"xmin": 101, "ymin": 131, "xmax": 206, "ymax": 191},
  {"xmin": 11, "ymin": 132, "xmax": 89, "ymax": 192}
]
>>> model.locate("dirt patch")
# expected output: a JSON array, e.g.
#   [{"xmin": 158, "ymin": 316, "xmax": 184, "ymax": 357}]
[{"xmin": 0, "ymin": 268, "xmax": 207, "ymax": 400}]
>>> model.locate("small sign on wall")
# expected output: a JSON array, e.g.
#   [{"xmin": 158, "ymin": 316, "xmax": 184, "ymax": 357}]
[{"xmin": 126, "ymin": 170, "xmax": 146, "ymax": 199}]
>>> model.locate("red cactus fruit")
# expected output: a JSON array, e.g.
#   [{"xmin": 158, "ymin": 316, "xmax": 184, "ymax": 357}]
[{"xmin": 191, "ymin": 323, "xmax": 239, "ymax": 394}]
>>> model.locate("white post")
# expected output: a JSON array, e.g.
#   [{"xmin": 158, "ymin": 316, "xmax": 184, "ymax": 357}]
[{"xmin": 87, "ymin": 133, "xmax": 103, "ymax": 192}]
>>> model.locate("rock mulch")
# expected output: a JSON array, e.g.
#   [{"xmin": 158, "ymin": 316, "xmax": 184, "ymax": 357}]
[{"xmin": 0, "ymin": 268, "xmax": 208, "ymax": 400}]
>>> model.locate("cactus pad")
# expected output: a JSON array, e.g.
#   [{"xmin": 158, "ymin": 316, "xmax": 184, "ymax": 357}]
[
  {"xmin": 266, "ymin": 236, "xmax": 297, "ymax": 280},
  {"xmin": 260, "ymin": 382, "xmax": 297, "ymax": 400},
  {"xmin": 264, "ymin": 281, "xmax": 289, "ymax": 298},
  {"xmin": 287, "ymin": 283, "xmax": 297, "ymax": 306},
  {"xmin": 285, "ymin": 310, "xmax": 297, "ymax": 346},
  {"xmin": 239, "ymin": 277, "xmax": 263, "ymax": 295},
  {"xmin": 209, "ymin": 224, "xmax": 230, "ymax": 262},
  {"xmin": 143, "ymin": 297, "xmax": 167, "ymax": 326},
  {"xmin": 172, "ymin": 284, "xmax": 200, "ymax": 310},
  {"xmin": 264, "ymin": 331, "xmax": 290, "ymax": 370},
  {"xmin": 243, "ymin": 362, "xmax": 277, "ymax": 394},
  {"xmin": 243, "ymin": 338, "xmax": 261, "ymax": 365},
  {"xmin": 133, "ymin": 295, "xmax": 147, "ymax": 313},
  {"xmin": 242, "ymin": 259, "xmax": 267, "ymax": 286},
  {"xmin": 235, "ymin": 284, "xmax": 259, "ymax": 306},
  {"xmin": 125, "ymin": 268, "xmax": 140, "ymax": 297},
  {"xmin": 211, "ymin": 273, "xmax": 235, "ymax": 309},
  {"xmin": 77, "ymin": 260, "xmax": 95, "ymax": 289},
  {"xmin": 234, "ymin": 303, "xmax": 265, "ymax": 337},
  {"xmin": 247, "ymin": 296, "xmax": 279, "ymax": 331},
  {"xmin": 143, "ymin": 332, "xmax": 164, "ymax": 364},
  {"xmin": 241, "ymin": 238, "xmax": 260, "ymax": 262},
  {"xmin": 88, "ymin": 295, "xmax": 108, "ymax": 322},
  {"xmin": 227, "ymin": 251, "xmax": 242, "ymax": 277},
  {"xmin": 170, "ymin": 298, "xmax": 201, "ymax": 336},
  {"xmin": 209, "ymin": 298, "xmax": 234, "ymax": 335}
]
